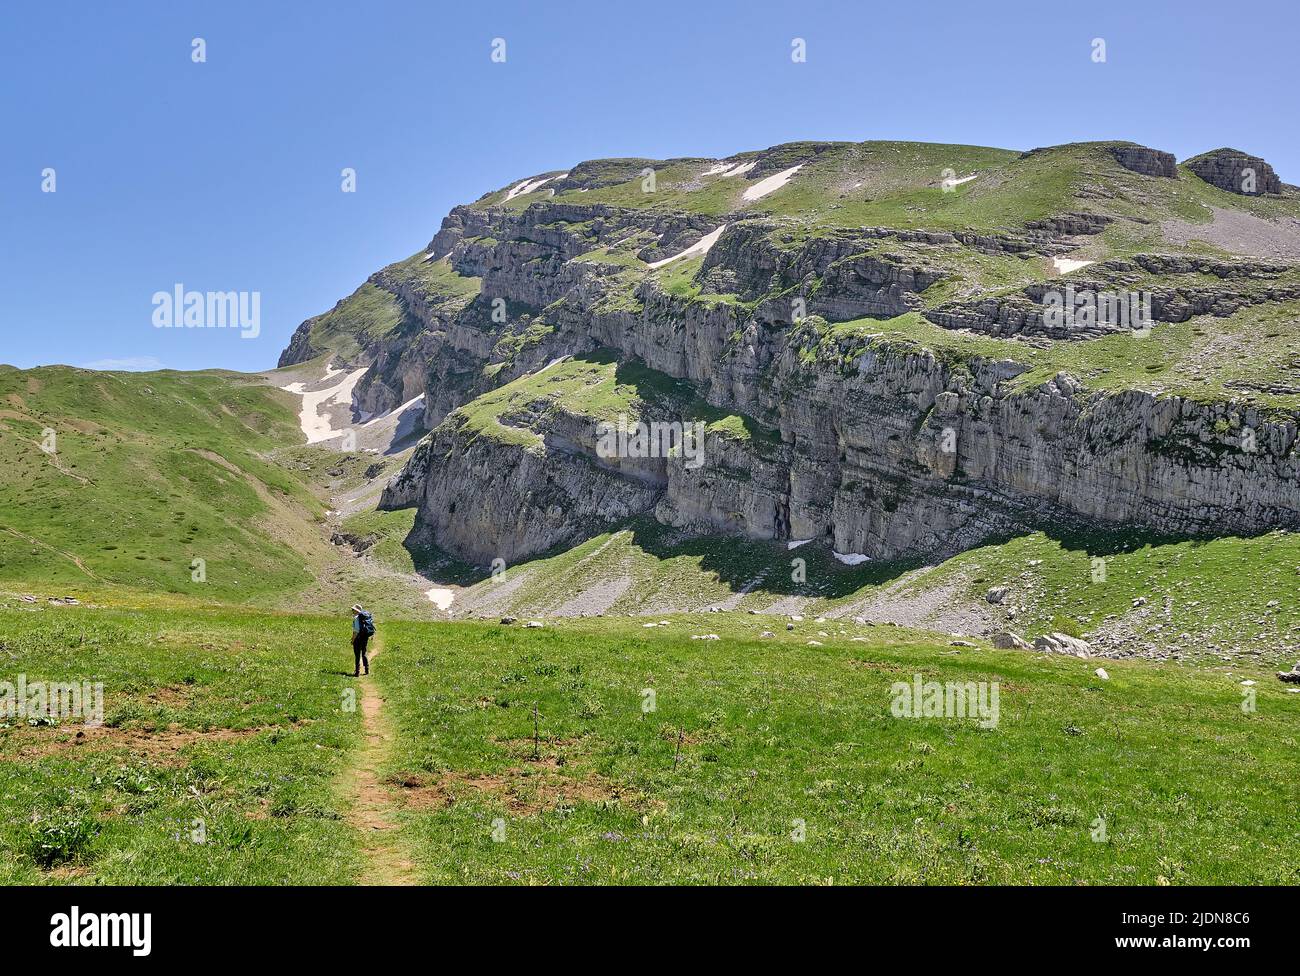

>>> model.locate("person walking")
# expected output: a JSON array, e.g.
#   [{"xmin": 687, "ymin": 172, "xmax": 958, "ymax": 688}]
[{"xmin": 351, "ymin": 604, "xmax": 375, "ymax": 677}]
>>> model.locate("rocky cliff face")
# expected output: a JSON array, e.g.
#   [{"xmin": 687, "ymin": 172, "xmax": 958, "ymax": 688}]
[
  {"xmin": 1111, "ymin": 145, "xmax": 1177, "ymax": 179},
  {"xmin": 1185, "ymin": 148, "xmax": 1284, "ymax": 196},
  {"xmin": 282, "ymin": 138, "xmax": 1300, "ymax": 569}
]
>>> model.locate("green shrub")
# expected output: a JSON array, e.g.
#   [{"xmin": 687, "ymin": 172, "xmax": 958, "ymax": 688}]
[{"xmin": 26, "ymin": 812, "xmax": 98, "ymax": 868}]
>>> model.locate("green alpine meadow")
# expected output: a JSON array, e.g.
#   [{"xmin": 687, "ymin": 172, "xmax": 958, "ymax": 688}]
[{"xmin": 5, "ymin": 131, "xmax": 1300, "ymax": 889}]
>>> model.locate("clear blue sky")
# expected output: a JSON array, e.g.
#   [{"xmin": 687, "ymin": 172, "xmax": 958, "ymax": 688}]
[{"xmin": 2, "ymin": 0, "xmax": 1296, "ymax": 372}]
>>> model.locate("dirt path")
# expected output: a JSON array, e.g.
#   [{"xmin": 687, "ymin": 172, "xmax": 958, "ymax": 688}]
[
  {"xmin": 338, "ymin": 637, "xmax": 420, "ymax": 886},
  {"xmin": 2, "ymin": 525, "xmax": 100, "ymax": 580}
]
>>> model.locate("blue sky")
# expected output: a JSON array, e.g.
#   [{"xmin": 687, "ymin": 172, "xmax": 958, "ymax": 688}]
[{"xmin": 2, "ymin": 0, "xmax": 1296, "ymax": 372}]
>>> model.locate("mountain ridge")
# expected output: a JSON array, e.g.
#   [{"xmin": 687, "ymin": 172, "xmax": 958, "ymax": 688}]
[{"xmin": 275, "ymin": 137, "xmax": 1300, "ymax": 590}]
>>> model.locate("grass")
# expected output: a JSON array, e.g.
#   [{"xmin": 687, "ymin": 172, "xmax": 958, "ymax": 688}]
[
  {"xmin": 374, "ymin": 613, "xmax": 1299, "ymax": 885},
  {"xmin": 290, "ymin": 253, "xmax": 479, "ymax": 364},
  {"xmin": 918, "ymin": 527, "xmax": 1300, "ymax": 665},
  {"xmin": 0, "ymin": 602, "xmax": 362, "ymax": 884},
  {"xmin": 3, "ymin": 591, "xmax": 1295, "ymax": 885},
  {"xmin": 449, "ymin": 350, "xmax": 779, "ymax": 450},
  {"xmin": 0, "ymin": 367, "xmax": 328, "ymax": 604},
  {"xmin": 295, "ymin": 282, "xmax": 412, "ymax": 362},
  {"xmin": 822, "ymin": 302, "xmax": 1300, "ymax": 411},
  {"xmin": 0, "ymin": 365, "xmax": 444, "ymax": 620}
]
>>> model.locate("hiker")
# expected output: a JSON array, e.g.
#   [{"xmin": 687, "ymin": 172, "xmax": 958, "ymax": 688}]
[{"xmin": 351, "ymin": 604, "xmax": 375, "ymax": 676}]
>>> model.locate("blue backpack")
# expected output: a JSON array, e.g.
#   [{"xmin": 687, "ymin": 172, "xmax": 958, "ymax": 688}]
[{"xmin": 358, "ymin": 611, "xmax": 376, "ymax": 637}]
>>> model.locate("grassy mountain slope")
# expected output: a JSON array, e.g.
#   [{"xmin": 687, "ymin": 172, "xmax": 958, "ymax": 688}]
[{"xmin": 0, "ymin": 365, "xmax": 435, "ymax": 616}]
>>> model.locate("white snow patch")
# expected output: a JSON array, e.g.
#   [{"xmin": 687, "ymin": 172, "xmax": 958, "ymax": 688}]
[
  {"xmin": 425, "ymin": 587, "xmax": 455, "ymax": 611},
  {"xmin": 362, "ymin": 393, "xmax": 425, "ymax": 429},
  {"xmin": 704, "ymin": 160, "xmax": 758, "ymax": 179},
  {"xmin": 648, "ymin": 224, "xmax": 727, "ymax": 269},
  {"xmin": 742, "ymin": 164, "xmax": 802, "ymax": 202},
  {"xmin": 947, "ymin": 173, "xmax": 979, "ymax": 187},
  {"xmin": 534, "ymin": 355, "xmax": 571, "ymax": 376},
  {"xmin": 505, "ymin": 176, "xmax": 554, "ymax": 201},
  {"xmin": 281, "ymin": 367, "xmax": 368, "ymax": 444},
  {"xmin": 832, "ymin": 551, "xmax": 871, "ymax": 566},
  {"xmin": 787, "ymin": 539, "xmax": 813, "ymax": 550},
  {"xmin": 1052, "ymin": 256, "xmax": 1095, "ymax": 274}
]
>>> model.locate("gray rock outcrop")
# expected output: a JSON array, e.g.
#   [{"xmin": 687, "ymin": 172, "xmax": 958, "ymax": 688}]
[{"xmin": 1185, "ymin": 148, "xmax": 1283, "ymax": 196}]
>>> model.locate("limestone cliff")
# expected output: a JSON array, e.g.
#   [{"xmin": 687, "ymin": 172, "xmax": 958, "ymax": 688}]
[{"xmin": 280, "ymin": 138, "xmax": 1300, "ymax": 567}]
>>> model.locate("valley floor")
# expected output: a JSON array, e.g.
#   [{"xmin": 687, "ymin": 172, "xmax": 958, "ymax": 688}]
[{"xmin": 1, "ymin": 598, "xmax": 1295, "ymax": 885}]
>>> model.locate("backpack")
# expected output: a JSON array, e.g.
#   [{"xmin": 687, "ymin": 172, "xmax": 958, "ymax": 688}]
[{"xmin": 359, "ymin": 611, "xmax": 376, "ymax": 637}]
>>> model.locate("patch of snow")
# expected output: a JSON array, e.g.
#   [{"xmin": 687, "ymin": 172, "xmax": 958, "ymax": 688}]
[
  {"xmin": 787, "ymin": 539, "xmax": 813, "ymax": 550},
  {"xmin": 505, "ymin": 176, "xmax": 554, "ymax": 201},
  {"xmin": 742, "ymin": 164, "xmax": 802, "ymax": 202},
  {"xmin": 426, "ymin": 587, "xmax": 455, "ymax": 611},
  {"xmin": 648, "ymin": 224, "xmax": 728, "ymax": 269},
  {"xmin": 281, "ymin": 366, "xmax": 368, "ymax": 444},
  {"xmin": 362, "ymin": 393, "xmax": 425, "ymax": 428},
  {"xmin": 833, "ymin": 551, "xmax": 871, "ymax": 566},
  {"xmin": 1052, "ymin": 256, "xmax": 1094, "ymax": 274},
  {"xmin": 947, "ymin": 173, "xmax": 979, "ymax": 187},
  {"xmin": 703, "ymin": 160, "xmax": 758, "ymax": 178},
  {"xmin": 534, "ymin": 355, "xmax": 571, "ymax": 375}
]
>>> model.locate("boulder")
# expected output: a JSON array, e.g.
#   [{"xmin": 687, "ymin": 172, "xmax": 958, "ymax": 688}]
[
  {"xmin": 991, "ymin": 631, "xmax": 1032, "ymax": 650},
  {"xmin": 1033, "ymin": 632, "xmax": 1094, "ymax": 658}
]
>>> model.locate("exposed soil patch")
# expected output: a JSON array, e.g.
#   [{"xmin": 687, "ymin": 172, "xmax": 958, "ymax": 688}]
[
  {"xmin": 0, "ymin": 721, "xmax": 296, "ymax": 762},
  {"xmin": 142, "ymin": 684, "xmax": 197, "ymax": 708},
  {"xmin": 391, "ymin": 758, "xmax": 626, "ymax": 817}
]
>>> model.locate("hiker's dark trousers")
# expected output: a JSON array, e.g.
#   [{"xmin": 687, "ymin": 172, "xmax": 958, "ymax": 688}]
[{"xmin": 353, "ymin": 634, "xmax": 370, "ymax": 674}]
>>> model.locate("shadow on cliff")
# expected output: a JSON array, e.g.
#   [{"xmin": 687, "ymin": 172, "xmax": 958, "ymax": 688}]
[{"xmin": 624, "ymin": 519, "xmax": 925, "ymax": 599}]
